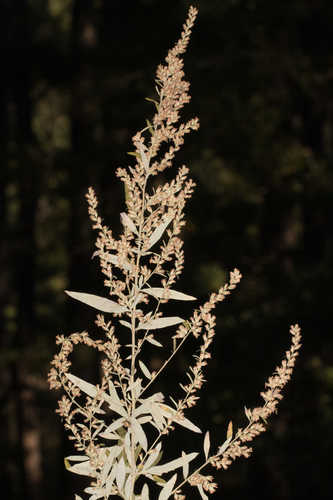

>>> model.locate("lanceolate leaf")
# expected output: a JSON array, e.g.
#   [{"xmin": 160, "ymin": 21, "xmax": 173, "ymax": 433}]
[
  {"xmin": 66, "ymin": 373, "xmax": 99, "ymax": 399},
  {"xmin": 158, "ymin": 403, "xmax": 202, "ymax": 433},
  {"xmin": 139, "ymin": 360, "xmax": 152, "ymax": 379},
  {"xmin": 198, "ymin": 484, "xmax": 209, "ymax": 500},
  {"xmin": 66, "ymin": 455, "xmax": 89, "ymax": 462},
  {"xmin": 65, "ymin": 459, "xmax": 94, "ymax": 477},
  {"xmin": 65, "ymin": 373, "xmax": 128, "ymax": 418},
  {"xmin": 146, "ymin": 336, "xmax": 163, "ymax": 347},
  {"xmin": 65, "ymin": 291, "xmax": 127, "ymax": 314},
  {"xmin": 143, "ymin": 443, "xmax": 162, "ymax": 471},
  {"xmin": 146, "ymin": 215, "xmax": 173, "ymax": 250},
  {"xmin": 147, "ymin": 452, "xmax": 198, "ymax": 475},
  {"xmin": 141, "ymin": 484, "xmax": 149, "ymax": 500},
  {"xmin": 142, "ymin": 287, "xmax": 196, "ymax": 301},
  {"xmin": 203, "ymin": 431, "xmax": 210, "ymax": 460},
  {"xmin": 182, "ymin": 451, "xmax": 189, "ymax": 479},
  {"xmin": 131, "ymin": 417, "xmax": 148, "ymax": 451},
  {"xmin": 137, "ymin": 316, "xmax": 184, "ymax": 330},
  {"xmin": 116, "ymin": 457, "xmax": 126, "ymax": 491},
  {"xmin": 158, "ymin": 473, "xmax": 177, "ymax": 500}
]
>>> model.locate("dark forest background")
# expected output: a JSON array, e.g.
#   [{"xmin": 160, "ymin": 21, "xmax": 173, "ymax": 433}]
[{"xmin": 1, "ymin": 0, "xmax": 332, "ymax": 499}]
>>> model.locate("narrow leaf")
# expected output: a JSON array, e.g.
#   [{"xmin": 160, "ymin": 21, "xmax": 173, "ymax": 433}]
[
  {"xmin": 116, "ymin": 457, "xmax": 126, "ymax": 491},
  {"xmin": 84, "ymin": 486, "xmax": 107, "ymax": 499},
  {"xmin": 198, "ymin": 484, "xmax": 209, "ymax": 500},
  {"xmin": 227, "ymin": 420, "xmax": 233, "ymax": 440},
  {"xmin": 124, "ymin": 474, "xmax": 132, "ymax": 499},
  {"xmin": 148, "ymin": 452, "xmax": 198, "ymax": 475},
  {"xmin": 181, "ymin": 451, "xmax": 189, "ymax": 480},
  {"xmin": 120, "ymin": 212, "xmax": 139, "ymax": 235},
  {"xmin": 104, "ymin": 417, "xmax": 125, "ymax": 434},
  {"xmin": 138, "ymin": 316, "xmax": 184, "ymax": 331},
  {"xmin": 108, "ymin": 380, "xmax": 122, "ymax": 406},
  {"xmin": 146, "ymin": 336, "xmax": 163, "ymax": 347},
  {"xmin": 66, "ymin": 373, "xmax": 98, "ymax": 399},
  {"xmin": 119, "ymin": 320, "xmax": 132, "ymax": 329},
  {"xmin": 131, "ymin": 418, "xmax": 148, "ymax": 452},
  {"xmin": 65, "ymin": 291, "xmax": 127, "ymax": 314},
  {"xmin": 218, "ymin": 436, "xmax": 232, "ymax": 454},
  {"xmin": 66, "ymin": 455, "xmax": 89, "ymax": 462},
  {"xmin": 141, "ymin": 484, "xmax": 149, "ymax": 500},
  {"xmin": 158, "ymin": 404, "xmax": 202, "ymax": 433},
  {"xmin": 67, "ymin": 460, "xmax": 94, "ymax": 477},
  {"xmin": 158, "ymin": 473, "xmax": 177, "ymax": 500},
  {"xmin": 203, "ymin": 431, "xmax": 210, "ymax": 460},
  {"xmin": 66, "ymin": 373, "xmax": 128, "ymax": 418},
  {"xmin": 146, "ymin": 215, "xmax": 173, "ymax": 250},
  {"xmin": 143, "ymin": 443, "xmax": 162, "ymax": 471},
  {"xmin": 142, "ymin": 287, "xmax": 196, "ymax": 301},
  {"xmin": 100, "ymin": 446, "xmax": 122, "ymax": 485},
  {"xmin": 139, "ymin": 360, "xmax": 152, "ymax": 379}
]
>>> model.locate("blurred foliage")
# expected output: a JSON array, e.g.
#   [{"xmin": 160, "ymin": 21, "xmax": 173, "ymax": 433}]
[{"xmin": 1, "ymin": 0, "xmax": 333, "ymax": 499}]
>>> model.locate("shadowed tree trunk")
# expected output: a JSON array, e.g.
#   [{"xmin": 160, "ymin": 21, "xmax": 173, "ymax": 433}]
[{"xmin": 6, "ymin": 1, "xmax": 43, "ymax": 499}]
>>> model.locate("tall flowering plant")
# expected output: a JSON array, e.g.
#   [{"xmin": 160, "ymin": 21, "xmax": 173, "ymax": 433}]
[{"xmin": 48, "ymin": 7, "xmax": 301, "ymax": 499}]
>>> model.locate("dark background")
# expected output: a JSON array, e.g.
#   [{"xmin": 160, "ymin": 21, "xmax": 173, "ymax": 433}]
[{"xmin": 1, "ymin": 0, "xmax": 332, "ymax": 499}]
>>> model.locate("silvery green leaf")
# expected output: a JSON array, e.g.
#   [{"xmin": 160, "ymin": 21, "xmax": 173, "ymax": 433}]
[
  {"xmin": 67, "ymin": 460, "xmax": 94, "ymax": 477},
  {"xmin": 138, "ymin": 415, "xmax": 152, "ymax": 424},
  {"xmin": 146, "ymin": 336, "xmax": 163, "ymax": 347},
  {"xmin": 124, "ymin": 431, "xmax": 132, "ymax": 466},
  {"xmin": 66, "ymin": 373, "xmax": 128, "ymax": 418},
  {"xmin": 146, "ymin": 215, "xmax": 173, "ymax": 250},
  {"xmin": 139, "ymin": 360, "xmax": 152, "ymax": 379},
  {"xmin": 66, "ymin": 455, "xmax": 89, "ymax": 462},
  {"xmin": 198, "ymin": 485, "xmax": 209, "ymax": 500},
  {"xmin": 143, "ymin": 442, "xmax": 162, "ymax": 471},
  {"xmin": 119, "ymin": 319, "xmax": 132, "ymax": 330},
  {"xmin": 132, "ymin": 378, "xmax": 143, "ymax": 399},
  {"xmin": 141, "ymin": 483, "xmax": 149, "ymax": 500},
  {"xmin": 104, "ymin": 417, "xmax": 125, "ymax": 434},
  {"xmin": 100, "ymin": 446, "xmax": 121, "ymax": 485},
  {"xmin": 120, "ymin": 212, "xmax": 139, "ymax": 235},
  {"xmin": 158, "ymin": 473, "xmax": 177, "ymax": 500},
  {"xmin": 147, "ymin": 452, "xmax": 198, "ymax": 475},
  {"xmin": 137, "ymin": 316, "xmax": 184, "ymax": 330},
  {"xmin": 65, "ymin": 291, "xmax": 127, "ymax": 314},
  {"xmin": 142, "ymin": 287, "xmax": 196, "ymax": 301},
  {"xmin": 116, "ymin": 457, "xmax": 126, "ymax": 491},
  {"xmin": 181, "ymin": 451, "xmax": 189, "ymax": 479},
  {"xmin": 203, "ymin": 431, "xmax": 210, "ymax": 460},
  {"xmin": 157, "ymin": 403, "xmax": 202, "ymax": 433},
  {"xmin": 105, "ymin": 460, "xmax": 117, "ymax": 496},
  {"xmin": 218, "ymin": 436, "xmax": 232, "ymax": 454},
  {"xmin": 124, "ymin": 474, "xmax": 132, "ymax": 499},
  {"xmin": 99, "ymin": 431, "xmax": 119, "ymax": 440},
  {"xmin": 84, "ymin": 487, "xmax": 106, "ymax": 499},
  {"xmin": 66, "ymin": 373, "xmax": 99, "ymax": 399},
  {"xmin": 150, "ymin": 403, "xmax": 166, "ymax": 430},
  {"xmin": 131, "ymin": 417, "xmax": 148, "ymax": 451},
  {"xmin": 108, "ymin": 379, "xmax": 122, "ymax": 406}
]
